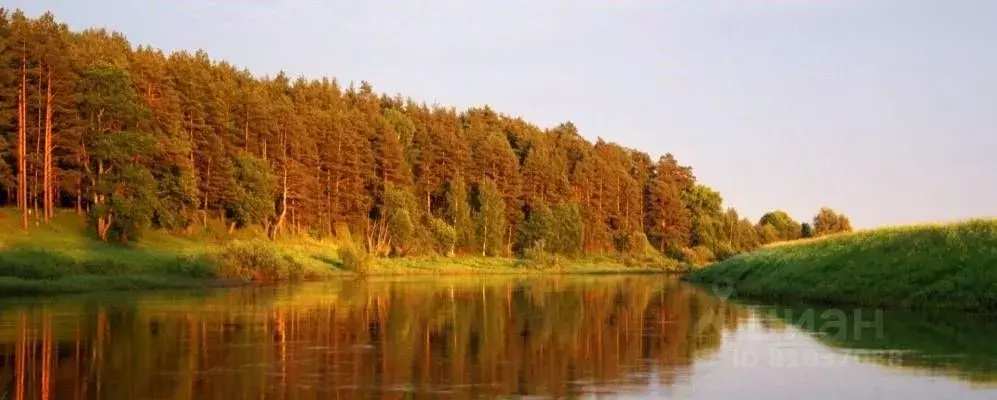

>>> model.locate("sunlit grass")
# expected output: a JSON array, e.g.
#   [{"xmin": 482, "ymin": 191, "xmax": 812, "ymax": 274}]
[
  {"xmin": 0, "ymin": 208, "xmax": 672, "ymax": 295},
  {"xmin": 0, "ymin": 208, "xmax": 346, "ymax": 293},
  {"xmin": 688, "ymin": 218, "xmax": 997, "ymax": 312}
]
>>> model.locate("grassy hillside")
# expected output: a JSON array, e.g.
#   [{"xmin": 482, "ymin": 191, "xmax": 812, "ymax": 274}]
[
  {"xmin": 0, "ymin": 209, "xmax": 670, "ymax": 296},
  {"xmin": 686, "ymin": 219, "xmax": 997, "ymax": 312}
]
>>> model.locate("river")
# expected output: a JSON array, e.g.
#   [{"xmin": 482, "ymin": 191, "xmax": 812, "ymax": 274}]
[{"xmin": 1, "ymin": 275, "xmax": 995, "ymax": 399}]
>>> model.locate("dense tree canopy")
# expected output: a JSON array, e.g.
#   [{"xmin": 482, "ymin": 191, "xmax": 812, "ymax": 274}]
[
  {"xmin": 758, "ymin": 210, "xmax": 802, "ymax": 242},
  {"xmin": 0, "ymin": 10, "xmax": 851, "ymax": 263},
  {"xmin": 813, "ymin": 207, "xmax": 853, "ymax": 237}
]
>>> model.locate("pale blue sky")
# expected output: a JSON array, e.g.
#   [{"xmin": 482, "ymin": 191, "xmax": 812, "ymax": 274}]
[{"xmin": 12, "ymin": 0, "xmax": 997, "ymax": 228}]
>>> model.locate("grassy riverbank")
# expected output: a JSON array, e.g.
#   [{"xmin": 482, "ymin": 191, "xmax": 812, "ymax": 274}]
[
  {"xmin": 686, "ymin": 219, "xmax": 997, "ymax": 312},
  {"xmin": 0, "ymin": 210, "xmax": 675, "ymax": 296}
]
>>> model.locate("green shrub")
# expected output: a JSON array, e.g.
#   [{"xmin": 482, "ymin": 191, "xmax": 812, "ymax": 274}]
[
  {"xmin": 338, "ymin": 242, "xmax": 374, "ymax": 274},
  {"xmin": 214, "ymin": 241, "xmax": 302, "ymax": 282},
  {"xmin": 679, "ymin": 245, "xmax": 715, "ymax": 266},
  {"xmin": 281, "ymin": 254, "xmax": 305, "ymax": 281},
  {"xmin": 518, "ymin": 202, "xmax": 553, "ymax": 254},
  {"xmin": 712, "ymin": 243, "xmax": 737, "ymax": 261},
  {"xmin": 615, "ymin": 253, "xmax": 680, "ymax": 270},
  {"xmin": 428, "ymin": 218, "xmax": 457, "ymax": 256},
  {"xmin": 606, "ymin": 231, "xmax": 683, "ymax": 270},
  {"xmin": 384, "ymin": 185, "xmax": 420, "ymax": 255},
  {"xmin": 521, "ymin": 241, "xmax": 563, "ymax": 271},
  {"xmin": 613, "ymin": 231, "xmax": 639, "ymax": 254}
]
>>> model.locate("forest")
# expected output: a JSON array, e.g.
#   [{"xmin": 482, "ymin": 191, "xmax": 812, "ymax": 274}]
[{"xmin": 0, "ymin": 9, "xmax": 851, "ymax": 266}]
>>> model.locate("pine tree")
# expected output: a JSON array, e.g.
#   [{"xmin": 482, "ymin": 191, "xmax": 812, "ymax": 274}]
[
  {"xmin": 477, "ymin": 178, "xmax": 505, "ymax": 256},
  {"xmin": 10, "ymin": 10, "xmax": 30, "ymax": 230},
  {"xmin": 77, "ymin": 63, "xmax": 143, "ymax": 240},
  {"xmin": 226, "ymin": 154, "xmax": 274, "ymax": 230},
  {"xmin": 383, "ymin": 184, "xmax": 419, "ymax": 255},
  {"xmin": 517, "ymin": 201, "xmax": 553, "ymax": 253},
  {"xmin": 464, "ymin": 108, "xmax": 522, "ymax": 250},
  {"xmin": 131, "ymin": 46, "xmax": 197, "ymax": 228},
  {"xmin": 371, "ymin": 113, "xmax": 411, "ymax": 197},
  {"xmin": 549, "ymin": 203, "xmax": 584, "ymax": 255},
  {"xmin": 645, "ymin": 154, "xmax": 692, "ymax": 254},
  {"xmin": 0, "ymin": 10, "xmax": 16, "ymax": 200},
  {"xmin": 31, "ymin": 12, "xmax": 76, "ymax": 222},
  {"xmin": 521, "ymin": 136, "xmax": 569, "ymax": 205},
  {"xmin": 446, "ymin": 174, "xmax": 474, "ymax": 251}
]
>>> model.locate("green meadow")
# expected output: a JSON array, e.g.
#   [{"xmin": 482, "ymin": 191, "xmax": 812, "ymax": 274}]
[
  {"xmin": 687, "ymin": 219, "xmax": 997, "ymax": 312},
  {"xmin": 0, "ymin": 209, "xmax": 672, "ymax": 296}
]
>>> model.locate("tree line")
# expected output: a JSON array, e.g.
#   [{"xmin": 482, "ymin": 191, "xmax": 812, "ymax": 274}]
[{"xmin": 0, "ymin": 10, "xmax": 851, "ymax": 262}]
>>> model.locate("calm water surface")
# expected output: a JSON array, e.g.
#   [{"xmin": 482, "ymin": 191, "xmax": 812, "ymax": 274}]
[{"xmin": 1, "ymin": 276, "xmax": 996, "ymax": 399}]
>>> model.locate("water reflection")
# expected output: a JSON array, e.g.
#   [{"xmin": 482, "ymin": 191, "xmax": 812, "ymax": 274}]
[
  {"xmin": 4, "ymin": 277, "xmax": 997, "ymax": 399},
  {"xmin": 0, "ymin": 276, "xmax": 746, "ymax": 399},
  {"xmin": 761, "ymin": 306, "xmax": 997, "ymax": 384}
]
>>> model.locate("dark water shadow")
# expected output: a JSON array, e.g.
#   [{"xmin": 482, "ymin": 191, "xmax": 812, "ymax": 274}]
[{"xmin": 758, "ymin": 305, "xmax": 997, "ymax": 383}]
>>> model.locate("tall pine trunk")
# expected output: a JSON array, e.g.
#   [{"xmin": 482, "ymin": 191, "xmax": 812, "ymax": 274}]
[
  {"xmin": 270, "ymin": 159, "xmax": 288, "ymax": 240},
  {"xmin": 18, "ymin": 46, "xmax": 27, "ymax": 231},
  {"xmin": 290, "ymin": 200, "xmax": 297, "ymax": 236},
  {"xmin": 331, "ymin": 137, "xmax": 341, "ymax": 224},
  {"xmin": 44, "ymin": 69, "xmax": 54, "ymax": 222},
  {"xmin": 94, "ymin": 111, "xmax": 109, "ymax": 241},
  {"xmin": 203, "ymin": 158, "xmax": 210, "ymax": 227},
  {"xmin": 96, "ymin": 160, "xmax": 109, "ymax": 241},
  {"xmin": 34, "ymin": 65, "xmax": 42, "ymax": 220},
  {"xmin": 75, "ymin": 183, "xmax": 82, "ymax": 216},
  {"xmin": 325, "ymin": 167, "xmax": 332, "ymax": 236},
  {"xmin": 244, "ymin": 108, "xmax": 250, "ymax": 152},
  {"xmin": 269, "ymin": 128, "xmax": 288, "ymax": 240}
]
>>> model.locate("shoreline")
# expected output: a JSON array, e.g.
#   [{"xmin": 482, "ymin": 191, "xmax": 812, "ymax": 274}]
[{"xmin": 0, "ymin": 266, "xmax": 681, "ymax": 298}]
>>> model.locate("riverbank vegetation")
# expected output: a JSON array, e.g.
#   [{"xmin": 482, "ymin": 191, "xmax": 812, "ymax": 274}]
[
  {"xmin": 687, "ymin": 219, "xmax": 997, "ymax": 312},
  {"xmin": 0, "ymin": 10, "xmax": 851, "ymax": 293},
  {"xmin": 0, "ymin": 208, "xmax": 677, "ymax": 295}
]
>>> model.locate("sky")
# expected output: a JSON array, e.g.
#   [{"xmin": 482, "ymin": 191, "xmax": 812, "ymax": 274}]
[{"xmin": 10, "ymin": 0, "xmax": 997, "ymax": 228}]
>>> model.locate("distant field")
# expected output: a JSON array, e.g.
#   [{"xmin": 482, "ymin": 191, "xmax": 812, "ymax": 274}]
[{"xmin": 686, "ymin": 219, "xmax": 997, "ymax": 312}]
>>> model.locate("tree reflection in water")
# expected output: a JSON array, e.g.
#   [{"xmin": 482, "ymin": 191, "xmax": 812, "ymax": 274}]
[{"xmin": 0, "ymin": 276, "xmax": 746, "ymax": 399}]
